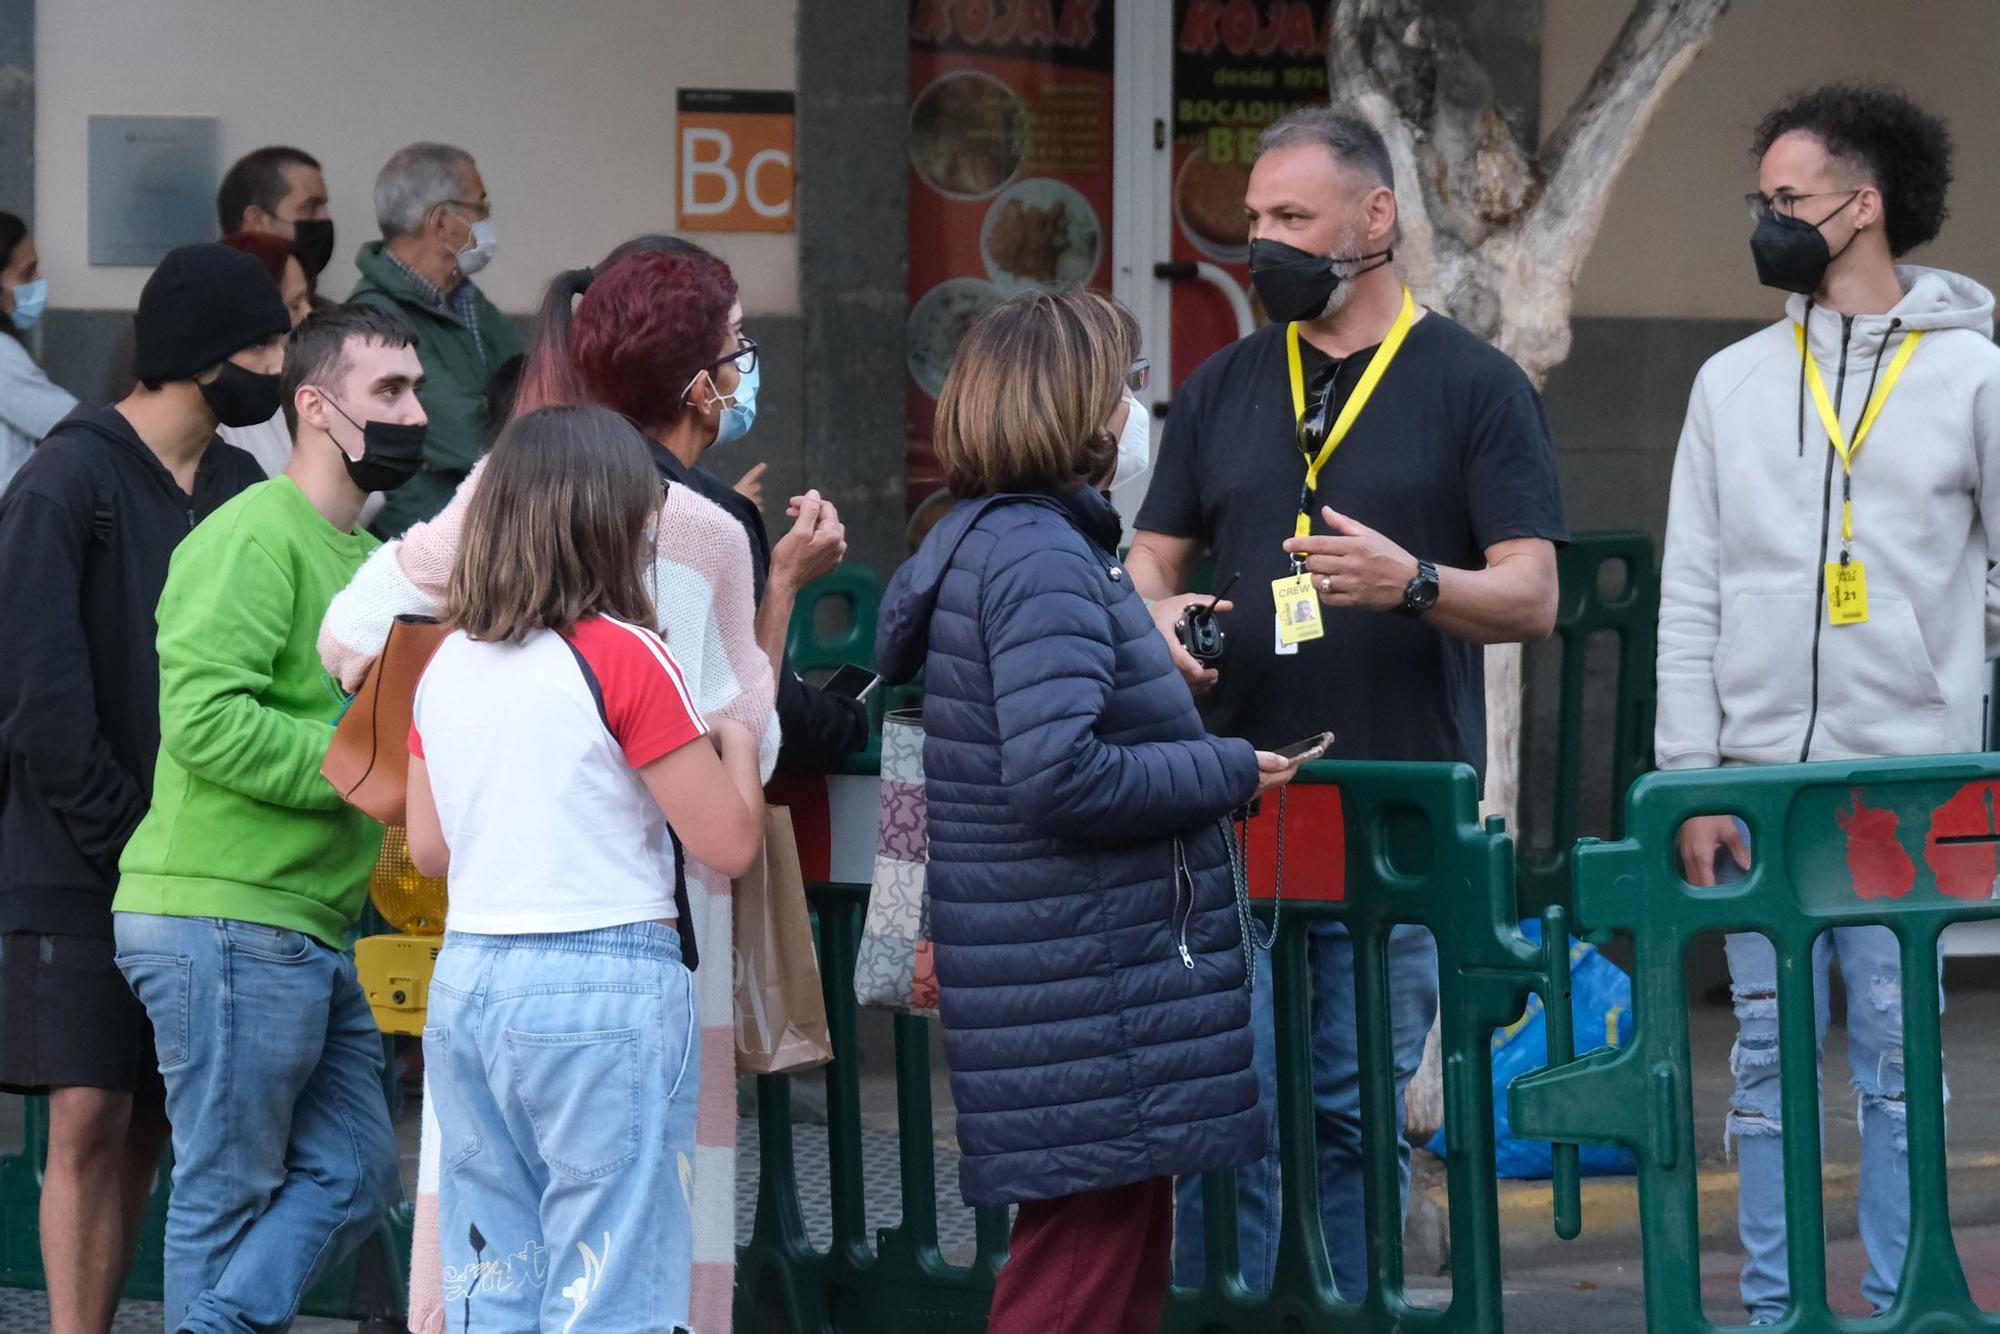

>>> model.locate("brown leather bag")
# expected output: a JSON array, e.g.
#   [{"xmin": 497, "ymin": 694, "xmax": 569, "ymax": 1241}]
[{"xmin": 323, "ymin": 615, "xmax": 450, "ymax": 824}]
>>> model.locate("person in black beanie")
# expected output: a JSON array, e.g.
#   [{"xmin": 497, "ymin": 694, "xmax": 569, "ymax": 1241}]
[{"xmin": 0, "ymin": 241, "xmax": 285, "ymax": 1333}]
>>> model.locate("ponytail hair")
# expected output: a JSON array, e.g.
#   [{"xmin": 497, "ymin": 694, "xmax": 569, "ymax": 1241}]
[
  {"xmin": 513, "ymin": 235, "xmax": 721, "ymax": 421},
  {"xmin": 511, "ymin": 266, "xmax": 598, "ymax": 416}
]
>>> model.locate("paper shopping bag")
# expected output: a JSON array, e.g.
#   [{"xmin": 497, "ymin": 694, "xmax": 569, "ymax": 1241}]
[{"xmin": 733, "ymin": 807, "xmax": 834, "ymax": 1074}]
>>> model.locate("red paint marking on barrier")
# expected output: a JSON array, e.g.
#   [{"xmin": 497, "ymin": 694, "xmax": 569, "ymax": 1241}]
[
  {"xmin": 1835, "ymin": 790, "xmax": 1915, "ymax": 901},
  {"xmin": 1923, "ymin": 780, "xmax": 2000, "ymax": 901},
  {"xmin": 1242, "ymin": 785, "xmax": 1345, "ymax": 903}
]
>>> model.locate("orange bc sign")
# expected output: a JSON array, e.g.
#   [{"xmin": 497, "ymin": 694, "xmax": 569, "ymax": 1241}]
[{"xmin": 676, "ymin": 88, "xmax": 796, "ymax": 234}]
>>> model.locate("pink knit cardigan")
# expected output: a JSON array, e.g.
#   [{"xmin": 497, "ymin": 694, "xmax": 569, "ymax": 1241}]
[{"xmin": 318, "ymin": 460, "xmax": 778, "ymax": 1333}]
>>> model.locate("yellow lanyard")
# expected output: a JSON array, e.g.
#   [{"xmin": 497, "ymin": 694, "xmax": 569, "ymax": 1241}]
[
  {"xmin": 1795, "ymin": 322, "xmax": 1923, "ymax": 548},
  {"xmin": 1286, "ymin": 285, "xmax": 1417, "ymax": 540}
]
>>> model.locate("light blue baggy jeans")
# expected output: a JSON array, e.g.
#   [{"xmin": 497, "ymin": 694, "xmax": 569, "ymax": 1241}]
[{"xmin": 423, "ymin": 922, "xmax": 699, "ymax": 1334}]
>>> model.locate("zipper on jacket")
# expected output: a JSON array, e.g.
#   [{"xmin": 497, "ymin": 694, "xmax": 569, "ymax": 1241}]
[
  {"xmin": 1799, "ymin": 315, "xmax": 1853, "ymax": 762},
  {"xmin": 1169, "ymin": 839, "xmax": 1196, "ymax": 969}
]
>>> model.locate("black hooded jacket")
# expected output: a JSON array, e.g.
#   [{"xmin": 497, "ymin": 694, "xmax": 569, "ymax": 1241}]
[{"xmin": 0, "ymin": 405, "xmax": 265, "ymax": 935}]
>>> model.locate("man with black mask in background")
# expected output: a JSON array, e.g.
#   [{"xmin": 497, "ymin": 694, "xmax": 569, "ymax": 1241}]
[{"xmin": 218, "ymin": 146, "xmax": 337, "ymax": 283}]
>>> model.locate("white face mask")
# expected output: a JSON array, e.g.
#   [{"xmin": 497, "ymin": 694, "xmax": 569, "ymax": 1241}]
[
  {"xmin": 455, "ymin": 216, "xmax": 498, "ymax": 276},
  {"xmin": 1112, "ymin": 393, "xmax": 1151, "ymax": 488}
]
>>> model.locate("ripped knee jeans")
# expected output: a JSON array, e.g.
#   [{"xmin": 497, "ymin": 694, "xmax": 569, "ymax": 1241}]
[{"xmin": 1723, "ymin": 925, "xmax": 1942, "ymax": 1322}]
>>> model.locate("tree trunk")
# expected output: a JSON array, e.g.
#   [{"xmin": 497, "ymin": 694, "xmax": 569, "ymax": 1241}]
[{"xmin": 1320, "ymin": 0, "xmax": 1733, "ymax": 1141}]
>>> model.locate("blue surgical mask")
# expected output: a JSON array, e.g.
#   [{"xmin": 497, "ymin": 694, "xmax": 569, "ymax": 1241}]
[
  {"xmin": 714, "ymin": 358, "xmax": 760, "ymax": 446},
  {"xmin": 7, "ymin": 278, "xmax": 48, "ymax": 333}
]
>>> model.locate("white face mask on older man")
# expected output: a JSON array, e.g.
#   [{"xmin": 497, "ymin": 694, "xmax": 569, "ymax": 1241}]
[{"xmin": 1111, "ymin": 393, "xmax": 1151, "ymax": 488}]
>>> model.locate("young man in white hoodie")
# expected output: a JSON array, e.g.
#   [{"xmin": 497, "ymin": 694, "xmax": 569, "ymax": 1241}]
[{"xmin": 1659, "ymin": 85, "xmax": 2000, "ymax": 1323}]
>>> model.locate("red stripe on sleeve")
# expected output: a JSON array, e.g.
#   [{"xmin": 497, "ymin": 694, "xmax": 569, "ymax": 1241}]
[{"xmin": 563, "ymin": 616, "xmax": 708, "ymax": 768}]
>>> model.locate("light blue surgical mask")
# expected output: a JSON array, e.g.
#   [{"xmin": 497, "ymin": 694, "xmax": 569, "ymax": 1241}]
[
  {"xmin": 714, "ymin": 358, "xmax": 760, "ymax": 446},
  {"xmin": 7, "ymin": 278, "xmax": 48, "ymax": 333}
]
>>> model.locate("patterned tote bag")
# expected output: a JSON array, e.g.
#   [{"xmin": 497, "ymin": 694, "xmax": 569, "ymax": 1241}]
[{"xmin": 854, "ymin": 708, "xmax": 939, "ymax": 1015}]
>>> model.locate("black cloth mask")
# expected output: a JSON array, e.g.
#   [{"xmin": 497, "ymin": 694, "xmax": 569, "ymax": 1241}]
[
  {"xmin": 1750, "ymin": 193, "xmax": 1858, "ymax": 295},
  {"xmin": 1248, "ymin": 237, "xmax": 1393, "ymax": 323},
  {"xmin": 289, "ymin": 219, "xmax": 336, "ymax": 279},
  {"xmin": 199, "ymin": 362, "xmax": 282, "ymax": 428},
  {"xmin": 325, "ymin": 396, "xmax": 427, "ymax": 493}
]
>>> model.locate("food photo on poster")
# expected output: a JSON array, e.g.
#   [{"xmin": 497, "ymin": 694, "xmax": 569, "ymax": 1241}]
[{"xmin": 904, "ymin": 0, "xmax": 1115, "ymax": 531}]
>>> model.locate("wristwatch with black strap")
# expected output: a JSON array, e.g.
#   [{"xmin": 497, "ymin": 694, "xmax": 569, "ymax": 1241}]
[{"xmin": 1397, "ymin": 559, "xmax": 1440, "ymax": 618}]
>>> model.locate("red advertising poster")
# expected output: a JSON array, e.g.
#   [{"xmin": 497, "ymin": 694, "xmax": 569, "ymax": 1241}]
[
  {"xmin": 1169, "ymin": 0, "xmax": 1330, "ymax": 388},
  {"xmin": 905, "ymin": 0, "xmax": 1116, "ymax": 529}
]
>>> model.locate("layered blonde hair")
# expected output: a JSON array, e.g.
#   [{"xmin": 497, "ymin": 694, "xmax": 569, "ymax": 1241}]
[
  {"xmin": 934, "ymin": 286, "xmax": 1132, "ymax": 498},
  {"xmin": 449, "ymin": 404, "xmax": 660, "ymax": 643}
]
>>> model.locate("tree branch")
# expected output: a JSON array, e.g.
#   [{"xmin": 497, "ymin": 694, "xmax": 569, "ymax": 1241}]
[{"xmin": 1530, "ymin": 0, "xmax": 1731, "ymax": 266}]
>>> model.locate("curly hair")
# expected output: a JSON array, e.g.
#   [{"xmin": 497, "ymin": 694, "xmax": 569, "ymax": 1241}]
[{"xmin": 1752, "ymin": 84, "xmax": 1953, "ymax": 257}]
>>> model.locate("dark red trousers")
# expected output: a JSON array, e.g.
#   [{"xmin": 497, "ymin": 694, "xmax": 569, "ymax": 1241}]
[{"xmin": 986, "ymin": 1176, "xmax": 1174, "ymax": 1334}]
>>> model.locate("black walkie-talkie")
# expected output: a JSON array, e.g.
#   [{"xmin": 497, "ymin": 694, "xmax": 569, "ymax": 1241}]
[{"xmin": 1175, "ymin": 572, "xmax": 1240, "ymax": 664}]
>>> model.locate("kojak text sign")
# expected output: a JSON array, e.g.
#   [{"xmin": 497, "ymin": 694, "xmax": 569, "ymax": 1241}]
[{"xmin": 677, "ymin": 89, "xmax": 796, "ymax": 233}]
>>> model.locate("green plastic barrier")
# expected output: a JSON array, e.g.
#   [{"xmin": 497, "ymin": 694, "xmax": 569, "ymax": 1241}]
[
  {"xmin": 1510, "ymin": 754, "xmax": 2000, "ymax": 1331},
  {"xmin": 1517, "ymin": 530, "xmax": 1659, "ymax": 918},
  {"xmin": 788, "ymin": 565, "xmax": 883, "ymax": 675},
  {"xmin": 739, "ymin": 761, "xmax": 1585, "ymax": 1332}
]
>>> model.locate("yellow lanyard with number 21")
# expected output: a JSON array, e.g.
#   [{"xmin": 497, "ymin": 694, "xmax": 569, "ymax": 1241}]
[{"xmin": 1795, "ymin": 321, "xmax": 1923, "ymax": 626}]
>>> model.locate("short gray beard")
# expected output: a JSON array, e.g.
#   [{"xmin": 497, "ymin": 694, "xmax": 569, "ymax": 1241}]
[{"xmin": 1318, "ymin": 221, "xmax": 1365, "ymax": 319}]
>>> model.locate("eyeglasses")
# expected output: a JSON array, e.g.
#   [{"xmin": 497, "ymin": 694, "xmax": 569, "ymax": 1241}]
[
  {"xmin": 710, "ymin": 335, "xmax": 758, "ymax": 377},
  {"xmin": 440, "ymin": 198, "xmax": 491, "ymax": 222},
  {"xmin": 1744, "ymin": 189, "xmax": 1858, "ymax": 223},
  {"xmin": 1128, "ymin": 358, "xmax": 1151, "ymax": 393}
]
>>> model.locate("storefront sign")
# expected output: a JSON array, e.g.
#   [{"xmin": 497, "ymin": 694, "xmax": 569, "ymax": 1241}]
[{"xmin": 677, "ymin": 89, "xmax": 796, "ymax": 234}]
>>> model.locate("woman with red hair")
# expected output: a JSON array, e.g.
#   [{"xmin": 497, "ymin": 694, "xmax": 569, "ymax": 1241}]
[
  {"xmin": 320, "ymin": 242, "xmax": 780, "ymax": 1334},
  {"xmin": 215, "ymin": 230, "xmax": 313, "ymax": 477}
]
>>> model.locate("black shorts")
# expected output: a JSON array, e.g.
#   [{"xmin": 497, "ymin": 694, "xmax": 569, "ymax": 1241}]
[{"xmin": 0, "ymin": 932, "xmax": 166, "ymax": 1099}]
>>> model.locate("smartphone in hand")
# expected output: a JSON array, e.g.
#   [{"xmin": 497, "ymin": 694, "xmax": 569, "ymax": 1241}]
[
  {"xmin": 820, "ymin": 663, "xmax": 883, "ymax": 701},
  {"xmin": 1274, "ymin": 732, "xmax": 1334, "ymax": 764}
]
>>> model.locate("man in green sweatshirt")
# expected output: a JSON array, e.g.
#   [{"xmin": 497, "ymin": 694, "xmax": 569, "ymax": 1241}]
[{"xmin": 113, "ymin": 303, "xmax": 429, "ymax": 1334}]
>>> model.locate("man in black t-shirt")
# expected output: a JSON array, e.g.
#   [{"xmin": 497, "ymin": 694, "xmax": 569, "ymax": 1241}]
[{"xmin": 1131, "ymin": 107, "xmax": 1566, "ymax": 1299}]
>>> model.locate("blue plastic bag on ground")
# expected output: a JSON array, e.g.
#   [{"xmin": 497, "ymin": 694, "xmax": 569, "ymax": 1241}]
[{"xmin": 1425, "ymin": 920, "xmax": 1636, "ymax": 1177}]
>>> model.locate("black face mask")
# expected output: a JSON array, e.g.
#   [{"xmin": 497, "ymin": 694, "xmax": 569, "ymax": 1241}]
[
  {"xmin": 290, "ymin": 219, "xmax": 336, "ymax": 279},
  {"xmin": 199, "ymin": 362, "xmax": 282, "ymax": 428},
  {"xmin": 1248, "ymin": 237, "xmax": 1393, "ymax": 323},
  {"xmin": 324, "ymin": 396, "xmax": 427, "ymax": 493},
  {"xmin": 1749, "ymin": 193, "xmax": 1858, "ymax": 295}
]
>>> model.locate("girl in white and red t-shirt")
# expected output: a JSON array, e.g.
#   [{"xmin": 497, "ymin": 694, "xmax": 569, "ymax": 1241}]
[{"xmin": 405, "ymin": 404, "xmax": 763, "ymax": 1334}]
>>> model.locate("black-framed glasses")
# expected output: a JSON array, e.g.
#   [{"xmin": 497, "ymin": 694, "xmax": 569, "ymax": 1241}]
[
  {"xmin": 1744, "ymin": 189, "xmax": 1858, "ymax": 223},
  {"xmin": 1128, "ymin": 358, "xmax": 1151, "ymax": 393},
  {"xmin": 710, "ymin": 335, "xmax": 758, "ymax": 377}
]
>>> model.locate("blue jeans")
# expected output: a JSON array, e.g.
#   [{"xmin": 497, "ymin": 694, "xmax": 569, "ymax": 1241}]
[
  {"xmin": 1716, "ymin": 828, "xmax": 1935, "ymax": 1323},
  {"xmin": 424, "ymin": 923, "xmax": 699, "ymax": 1334},
  {"xmin": 112, "ymin": 913, "xmax": 401, "ymax": 1334},
  {"xmin": 1174, "ymin": 922, "xmax": 1439, "ymax": 1298}
]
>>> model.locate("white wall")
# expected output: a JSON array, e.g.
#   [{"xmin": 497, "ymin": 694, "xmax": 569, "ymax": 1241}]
[
  {"xmin": 1545, "ymin": 0, "xmax": 2000, "ymax": 321},
  {"xmin": 35, "ymin": 0, "xmax": 800, "ymax": 315}
]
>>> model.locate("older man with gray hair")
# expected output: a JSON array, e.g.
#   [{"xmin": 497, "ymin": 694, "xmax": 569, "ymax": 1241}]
[{"xmin": 349, "ymin": 141, "xmax": 521, "ymax": 536}]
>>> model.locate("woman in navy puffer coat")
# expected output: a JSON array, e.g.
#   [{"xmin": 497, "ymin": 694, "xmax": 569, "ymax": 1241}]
[{"xmin": 878, "ymin": 289, "xmax": 1295, "ymax": 1334}]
